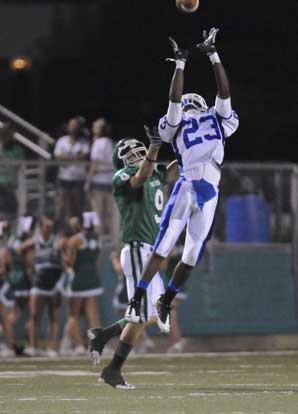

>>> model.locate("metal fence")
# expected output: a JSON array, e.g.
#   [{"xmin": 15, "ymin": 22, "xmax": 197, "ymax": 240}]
[{"xmin": 1, "ymin": 160, "xmax": 298, "ymax": 264}]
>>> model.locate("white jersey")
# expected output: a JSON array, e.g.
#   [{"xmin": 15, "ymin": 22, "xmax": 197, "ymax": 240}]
[{"xmin": 158, "ymin": 106, "xmax": 239, "ymax": 170}]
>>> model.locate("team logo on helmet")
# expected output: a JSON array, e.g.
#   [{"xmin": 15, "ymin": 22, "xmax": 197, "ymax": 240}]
[
  {"xmin": 182, "ymin": 93, "xmax": 208, "ymax": 112},
  {"xmin": 113, "ymin": 138, "xmax": 147, "ymax": 169}
]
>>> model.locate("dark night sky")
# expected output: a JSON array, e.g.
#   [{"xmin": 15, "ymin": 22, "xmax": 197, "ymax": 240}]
[{"xmin": 0, "ymin": 0, "xmax": 297, "ymax": 162}]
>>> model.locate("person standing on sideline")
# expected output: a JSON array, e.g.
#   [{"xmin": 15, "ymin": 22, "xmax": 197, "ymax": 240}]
[
  {"xmin": 54, "ymin": 117, "xmax": 90, "ymax": 219},
  {"xmin": 62, "ymin": 212, "xmax": 103, "ymax": 355},
  {"xmin": 84, "ymin": 118, "xmax": 119, "ymax": 249},
  {"xmin": 20, "ymin": 212, "xmax": 64, "ymax": 357}
]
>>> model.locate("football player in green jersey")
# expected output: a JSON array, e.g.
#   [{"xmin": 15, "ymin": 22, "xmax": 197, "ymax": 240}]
[{"xmin": 88, "ymin": 126, "xmax": 179, "ymax": 389}]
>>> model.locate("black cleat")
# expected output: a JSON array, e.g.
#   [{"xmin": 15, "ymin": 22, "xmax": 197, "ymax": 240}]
[
  {"xmin": 125, "ymin": 298, "xmax": 142, "ymax": 323},
  {"xmin": 87, "ymin": 328, "xmax": 108, "ymax": 365},
  {"xmin": 156, "ymin": 295, "xmax": 171, "ymax": 333},
  {"xmin": 99, "ymin": 365, "xmax": 135, "ymax": 390}
]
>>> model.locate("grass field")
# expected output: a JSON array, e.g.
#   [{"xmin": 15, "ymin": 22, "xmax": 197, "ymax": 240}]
[{"xmin": 1, "ymin": 352, "xmax": 298, "ymax": 414}]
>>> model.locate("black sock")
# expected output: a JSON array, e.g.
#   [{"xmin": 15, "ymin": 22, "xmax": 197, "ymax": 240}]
[
  {"xmin": 133, "ymin": 286, "xmax": 146, "ymax": 302},
  {"xmin": 103, "ymin": 319, "xmax": 127, "ymax": 338},
  {"xmin": 163, "ymin": 287, "xmax": 178, "ymax": 306},
  {"xmin": 109, "ymin": 340, "xmax": 133, "ymax": 370}
]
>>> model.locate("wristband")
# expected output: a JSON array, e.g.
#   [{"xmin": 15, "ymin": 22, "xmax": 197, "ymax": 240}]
[
  {"xmin": 208, "ymin": 52, "xmax": 221, "ymax": 65},
  {"xmin": 146, "ymin": 156, "xmax": 156, "ymax": 163},
  {"xmin": 176, "ymin": 60, "xmax": 185, "ymax": 70}
]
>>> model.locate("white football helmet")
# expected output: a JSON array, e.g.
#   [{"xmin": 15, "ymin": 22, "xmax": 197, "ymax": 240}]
[
  {"xmin": 182, "ymin": 93, "xmax": 208, "ymax": 113},
  {"xmin": 113, "ymin": 138, "xmax": 147, "ymax": 169}
]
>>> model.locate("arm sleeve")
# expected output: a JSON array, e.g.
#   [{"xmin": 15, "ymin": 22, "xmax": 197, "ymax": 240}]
[
  {"xmin": 166, "ymin": 102, "xmax": 183, "ymax": 127},
  {"xmin": 215, "ymin": 96, "xmax": 232, "ymax": 118},
  {"xmin": 215, "ymin": 108, "xmax": 239, "ymax": 138},
  {"xmin": 214, "ymin": 97, "xmax": 239, "ymax": 138},
  {"xmin": 158, "ymin": 103, "xmax": 183, "ymax": 144},
  {"xmin": 113, "ymin": 168, "xmax": 140, "ymax": 192}
]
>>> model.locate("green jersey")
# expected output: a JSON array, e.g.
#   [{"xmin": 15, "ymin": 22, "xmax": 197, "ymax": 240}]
[
  {"xmin": 113, "ymin": 164, "xmax": 167, "ymax": 245},
  {"xmin": 72, "ymin": 232, "xmax": 102, "ymax": 291},
  {"xmin": 7, "ymin": 237, "xmax": 30, "ymax": 292}
]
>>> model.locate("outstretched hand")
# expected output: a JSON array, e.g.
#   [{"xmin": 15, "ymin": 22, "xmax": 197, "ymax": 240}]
[
  {"xmin": 196, "ymin": 27, "xmax": 219, "ymax": 55},
  {"xmin": 166, "ymin": 37, "xmax": 189, "ymax": 63},
  {"xmin": 144, "ymin": 125, "xmax": 162, "ymax": 149}
]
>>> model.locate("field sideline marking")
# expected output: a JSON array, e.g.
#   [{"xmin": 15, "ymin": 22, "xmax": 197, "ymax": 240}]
[{"xmin": 2, "ymin": 350, "xmax": 298, "ymax": 363}]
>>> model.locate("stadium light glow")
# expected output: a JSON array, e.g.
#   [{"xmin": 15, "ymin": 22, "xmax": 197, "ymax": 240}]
[{"xmin": 9, "ymin": 56, "xmax": 32, "ymax": 71}]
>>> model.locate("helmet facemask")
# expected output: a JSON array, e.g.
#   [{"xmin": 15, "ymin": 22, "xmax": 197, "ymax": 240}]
[{"xmin": 182, "ymin": 93, "xmax": 208, "ymax": 114}]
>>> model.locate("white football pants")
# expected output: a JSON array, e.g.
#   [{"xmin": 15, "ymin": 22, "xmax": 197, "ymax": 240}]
[
  {"xmin": 120, "ymin": 242, "xmax": 165, "ymax": 321},
  {"xmin": 154, "ymin": 177, "xmax": 218, "ymax": 267}
]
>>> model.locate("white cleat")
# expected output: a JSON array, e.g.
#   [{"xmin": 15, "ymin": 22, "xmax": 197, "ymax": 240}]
[
  {"xmin": 115, "ymin": 382, "xmax": 136, "ymax": 390},
  {"xmin": 125, "ymin": 299, "xmax": 142, "ymax": 324},
  {"xmin": 155, "ymin": 295, "xmax": 171, "ymax": 334}
]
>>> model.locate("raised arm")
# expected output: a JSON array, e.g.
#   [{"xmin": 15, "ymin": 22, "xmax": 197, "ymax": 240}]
[
  {"xmin": 197, "ymin": 28, "xmax": 232, "ymax": 117},
  {"xmin": 130, "ymin": 126, "xmax": 162, "ymax": 189},
  {"xmin": 166, "ymin": 38, "xmax": 189, "ymax": 127}
]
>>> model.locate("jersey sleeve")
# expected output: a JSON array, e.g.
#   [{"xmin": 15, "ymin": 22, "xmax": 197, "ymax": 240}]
[
  {"xmin": 158, "ymin": 114, "xmax": 181, "ymax": 144},
  {"xmin": 112, "ymin": 168, "xmax": 145, "ymax": 198},
  {"xmin": 53, "ymin": 138, "xmax": 64, "ymax": 157},
  {"xmin": 211, "ymin": 106, "xmax": 239, "ymax": 138}
]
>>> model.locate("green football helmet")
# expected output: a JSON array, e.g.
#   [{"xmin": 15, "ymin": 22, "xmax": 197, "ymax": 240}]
[{"xmin": 113, "ymin": 138, "xmax": 147, "ymax": 169}]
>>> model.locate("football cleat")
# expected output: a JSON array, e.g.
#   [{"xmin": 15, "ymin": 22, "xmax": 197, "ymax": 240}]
[
  {"xmin": 87, "ymin": 328, "xmax": 109, "ymax": 365},
  {"xmin": 125, "ymin": 299, "xmax": 142, "ymax": 324},
  {"xmin": 155, "ymin": 295, "xmax": 171, "ymax": 334},
  {"xmin": 99, "ymin": 366, "xmax": 136, "ymax": 390}
]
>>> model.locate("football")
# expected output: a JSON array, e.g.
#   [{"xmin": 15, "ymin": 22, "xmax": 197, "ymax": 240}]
[{"xmin": 176, "ymin": 0, "xmax": 199, "ymax": 14}]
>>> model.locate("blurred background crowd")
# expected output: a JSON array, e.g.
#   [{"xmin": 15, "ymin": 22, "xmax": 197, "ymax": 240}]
[{"xmin": 0, "ymin": 115, "xmax": 189, "ymax": 358}]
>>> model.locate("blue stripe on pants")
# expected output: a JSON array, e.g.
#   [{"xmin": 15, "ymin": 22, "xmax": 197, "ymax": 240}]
[{"xmin": 195, "ymin": 216, "xmax": 216, "ymax": 265}]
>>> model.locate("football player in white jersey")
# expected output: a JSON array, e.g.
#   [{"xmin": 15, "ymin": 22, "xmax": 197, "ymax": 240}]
[{"xmin": 125, "ymin": 28, "xmax": 239, "ymax": 333}]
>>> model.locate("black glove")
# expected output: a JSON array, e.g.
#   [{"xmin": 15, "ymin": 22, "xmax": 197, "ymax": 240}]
[
  {"xmin": 166, "ymin": 37, "xmax": 189, "ymax": 63},
  {"xmin": 196, "ymin": 27, "xmax": 219, "ymax": 55},
  {"xmin": 144, "ymin": 125, "xmax": 162, "ymax": 149}
]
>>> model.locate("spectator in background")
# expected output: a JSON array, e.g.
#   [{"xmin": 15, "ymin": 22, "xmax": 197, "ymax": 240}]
[
  {"xmin": 84, "ymin": 118, "xmax": 119, "ymax": 249},
  {"xmin": 54, "ymin": 116, "xmax": 90, "ymax": 219},
  {"xmin": 19, "ymin": 212, "xmax": 64, "ymax": 357},
  {"xmin": 62, "ymin": 212, "xmax": 103, "ymax": 356},
  {"xmin": 0, "ymin": 122, "xmax": 25, "ymax": 218}
]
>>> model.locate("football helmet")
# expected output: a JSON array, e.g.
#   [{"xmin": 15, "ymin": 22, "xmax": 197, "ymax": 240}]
[
  {"xmin": 182, "ymin": 93, "xmax": 208, "ymax": 112},
  {"xmin": 113, "ymin": 138, "xmax": 147, "ymax": 169}
]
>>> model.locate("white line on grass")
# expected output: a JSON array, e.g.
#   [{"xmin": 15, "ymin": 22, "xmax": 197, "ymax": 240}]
[
  {"xmin": 0, "ymin": 370, "xmax": 97, "ymax": 378},
  {"xmin": 129, "ymin": 371, "xmax": 171, "ymax": 376},
  {"xmin": 17, "ymin": 398, "xmax": 37, "ymax": 401},
  {"xmin": 2, "ymin": 350, "xmax": 298, "ymax": 363}
]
